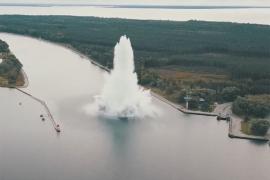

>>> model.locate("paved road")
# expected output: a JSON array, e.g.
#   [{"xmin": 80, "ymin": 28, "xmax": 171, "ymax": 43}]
[{"xmin": 213, "ymin": 102, "xmax": 232, "ymax": 115}]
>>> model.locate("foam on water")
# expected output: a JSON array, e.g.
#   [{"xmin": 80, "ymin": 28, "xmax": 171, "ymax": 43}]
[{"xmin": 85, "ymin": 36, "xmax": 157, "ymax": 118}]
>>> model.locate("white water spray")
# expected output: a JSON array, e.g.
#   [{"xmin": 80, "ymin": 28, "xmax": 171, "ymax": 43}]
[{"xmin": 86, "ymin": 36, "xmax": 157, "ymax": 118}]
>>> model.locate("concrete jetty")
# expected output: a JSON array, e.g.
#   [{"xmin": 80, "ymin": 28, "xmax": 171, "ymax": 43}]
[
  {"xmin": 228, "ymin": 115, "xmax": 268, "ymax": 141},
  {"xmin": 15, "ymin": 88, "xmax": 61, "ymax": 133},
  {"xmin": 151, "ymin": 92, "xmax": 217, "ymax": 116}
]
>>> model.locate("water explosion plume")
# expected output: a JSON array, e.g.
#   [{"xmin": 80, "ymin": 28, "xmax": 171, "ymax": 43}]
[{"xmin": 87, "ymin": 36, "xmax": 156, "ymax": 118}]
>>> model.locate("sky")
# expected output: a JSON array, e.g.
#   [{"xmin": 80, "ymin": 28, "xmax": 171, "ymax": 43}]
[{"xmin": 0, "ymin": 0, "xmax": 270, "ymax": 6}]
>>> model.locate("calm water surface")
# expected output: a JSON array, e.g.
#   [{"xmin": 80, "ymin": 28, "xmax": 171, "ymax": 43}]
[
  {"xmin": 0, "ymin": 6, "xmax": 270, "ymax": 25},
  {"xmin": 0, "ymin": 33, "xmax": 269, "ymax": 180}
]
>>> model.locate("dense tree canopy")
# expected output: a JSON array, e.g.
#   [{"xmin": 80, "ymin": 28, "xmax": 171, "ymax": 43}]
[
  {"xmin": 0, "ymin": 15, "xmax": 269, "ymax": 80},
  {"xmin": 233, "ymin": 95, "xmax": 270, "ymax": 118},
  {"xmin": 0, "ymin": 15, "xmax": 269, "ymax": 110}
]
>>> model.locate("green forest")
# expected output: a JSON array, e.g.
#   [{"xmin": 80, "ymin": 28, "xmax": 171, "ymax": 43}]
[{"xmin": 0, "ymin": 15, "xmax": 269, "ymax": 114}]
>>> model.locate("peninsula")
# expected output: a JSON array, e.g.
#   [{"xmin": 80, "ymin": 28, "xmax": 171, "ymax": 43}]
[{"xmin": 0, "ymin": 39, "xmax": 25, "ymax": 87}]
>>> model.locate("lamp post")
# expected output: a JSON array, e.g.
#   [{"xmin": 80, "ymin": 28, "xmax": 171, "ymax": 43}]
[
  {"xmin": 184, "ymin": 95, "xmax": 192, "ymax": 110},
  {"xmin": 199, "ymin": 98, "xmax": 205, "ymax": 110}
]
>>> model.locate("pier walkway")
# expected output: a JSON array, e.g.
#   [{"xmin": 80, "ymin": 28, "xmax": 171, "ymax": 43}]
[
  {"xmin": 151, "ymin": 92, "xmax": 217, "ymax": 116},
  {"xmin": 15, "ymin": 88, "xmax": 61, "ymax": 133}
]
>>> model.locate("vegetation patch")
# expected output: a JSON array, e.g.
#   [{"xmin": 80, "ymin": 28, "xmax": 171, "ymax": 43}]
[
  {"xmin": 0, "ymin": 39, "xmax": 24, "ymax": 87},
  {"xmin": 233, "ymin": 95, "xmax": 270, "ymax": 118},
  {"xmin": 250, "ymin": 119, "xmax": 270, "ymax": 136},
  {"xmin": 235, "ymin": 95, "xmax": 270, "ymax": 136},
  {"xmin": 241, "ymin": 121, "xmax": 251, "ymax": 135},
  {"xmin": 241, "ymin": 118, "xmax": 270, "ymax": 136}
]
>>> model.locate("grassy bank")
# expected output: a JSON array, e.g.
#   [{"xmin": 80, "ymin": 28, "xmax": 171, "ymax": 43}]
[
  {"xmin": 241, "ymin": 121, "xmax": 251, "ymax": 135},
  {"xmin": 0, "ymin": 15, "xmax": 269, "ymax": 110}
]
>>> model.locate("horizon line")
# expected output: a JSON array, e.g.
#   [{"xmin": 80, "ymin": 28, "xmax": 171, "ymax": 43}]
[{"xmin": 0, "ymin": 3, "xmax": 270, "ymax": 9}]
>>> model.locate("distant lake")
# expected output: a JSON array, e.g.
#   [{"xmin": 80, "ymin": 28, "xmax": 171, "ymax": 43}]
[{"xmin": 0, "ymin": 5, "xmax": 270, "ymax": 25}]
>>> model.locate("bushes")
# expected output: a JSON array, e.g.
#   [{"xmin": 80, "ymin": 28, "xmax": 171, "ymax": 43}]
[
  {"xmin": 0, "ymin": 39, "xmax": 9, "ymax": 52},
  {"xmin": 0, "ymin": 40, "xmax": 22, "ymax": 85},
  {"xmin": 221, "ymin": 86, "xmax": 241, "ymax": 102},
  {"xmin": 234, "ymin": 95, "xmax": 270, "ymax": 136},
  {"xmin": 233, "ymin": 95, "xmax": 270, "ymax": 118},
  {"xmin": 188, "ymin": 99, "xmax": 199, "ymax": 110},
  {"xmin": 250, "ymin": 119, "xmax": 270, "ymax": 136}
]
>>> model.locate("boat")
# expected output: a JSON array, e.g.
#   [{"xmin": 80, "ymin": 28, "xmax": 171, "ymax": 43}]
[{"xmin": 217, "ymin": 113, "xmax": 230, "ymax": 121}]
